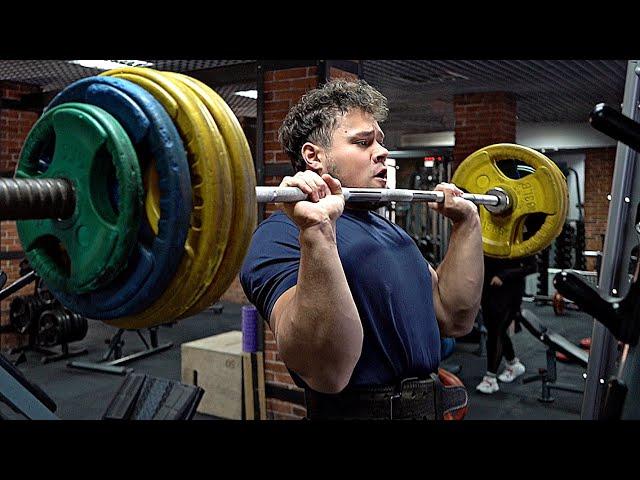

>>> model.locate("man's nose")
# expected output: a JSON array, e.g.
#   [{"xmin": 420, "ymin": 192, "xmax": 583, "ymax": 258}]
[{"xmin": 373, "ymin": 144, "xmax": 388, "ymax": 164}]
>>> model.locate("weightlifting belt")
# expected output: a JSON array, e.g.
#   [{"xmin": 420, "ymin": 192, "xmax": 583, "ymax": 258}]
[{"xmin": 304, "ymin": 373, "xmax": 468, "ymax": 420}]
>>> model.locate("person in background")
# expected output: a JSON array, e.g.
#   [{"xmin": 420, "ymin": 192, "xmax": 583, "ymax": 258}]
[{"xmin": 476, "ymin": 254, "xmax": 537, "ymax": 394}]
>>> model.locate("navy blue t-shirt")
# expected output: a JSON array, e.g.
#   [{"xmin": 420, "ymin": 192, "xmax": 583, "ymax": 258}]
[{"xmin": 239, "ymin": 208, "xmax": 441, "ymax": 389}]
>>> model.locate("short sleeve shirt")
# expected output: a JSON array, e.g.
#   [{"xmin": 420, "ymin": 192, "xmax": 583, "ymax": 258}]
[{"xmin": 240, "ymin": 209, "xmax": 441, "ymax": 389}]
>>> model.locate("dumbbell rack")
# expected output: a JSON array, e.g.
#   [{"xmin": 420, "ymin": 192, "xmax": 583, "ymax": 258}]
[
  {"xmin": 11, "ymin": 333, "xmax": 89, "ymax": 366},
  {"xmin": 8, "ymin": 294, "xmax": 90, "ymax": 366}
]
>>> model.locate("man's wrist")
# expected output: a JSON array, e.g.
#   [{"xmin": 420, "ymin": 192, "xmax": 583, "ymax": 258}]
[
  {"xmin": 299, "ymin": 219, "xmax": 338, "ymax": 246},
  {"xmin": 451, "ymin": 208, "xmax": 481, "ymax": 229}
]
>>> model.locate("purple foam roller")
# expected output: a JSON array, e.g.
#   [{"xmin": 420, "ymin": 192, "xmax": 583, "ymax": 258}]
[{"xmin": 242, "ymin": 305, "xmax": 260, "ymax": 352}]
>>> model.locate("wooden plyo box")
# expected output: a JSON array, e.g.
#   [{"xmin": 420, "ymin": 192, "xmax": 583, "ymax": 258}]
[
  {"xmin": 181, "ymin": 331, "xmax": 245, "ymax": 420},
  {"xmin": 242, "ymin": 350, "xmax": 266, "ymax": 420},
  {"xmin": 181, "ymin": 330, "xmax": 267, "ymax": 420}
]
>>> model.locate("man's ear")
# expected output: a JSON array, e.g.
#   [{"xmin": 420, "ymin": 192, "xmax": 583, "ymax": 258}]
[{"xmin": 301, "ymin": 142, "xmax": 324, "ymax": 173}]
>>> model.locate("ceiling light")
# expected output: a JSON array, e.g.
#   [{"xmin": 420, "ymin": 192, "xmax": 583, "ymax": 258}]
[
  {"xmin": 69, "ymin": 60, "xmax": 154, "ymax": 70},
  {"xmin": 444, "ymin": 70, "xmax": 469, "ymax": 80},
  {"xmin": 234, "ymin": 90, "xmax": 257, "ymax": 99}
]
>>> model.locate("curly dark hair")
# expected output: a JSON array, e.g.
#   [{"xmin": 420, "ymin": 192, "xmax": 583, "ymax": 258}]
[{"xmin": 278, "ymin": 79, "xmax": 389, "ymax": 172}]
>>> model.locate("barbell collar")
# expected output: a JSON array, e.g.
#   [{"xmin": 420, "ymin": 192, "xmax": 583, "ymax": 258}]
[{"xmin": 482, "ymin": 187, "xmax": 511, "ymax": 215}]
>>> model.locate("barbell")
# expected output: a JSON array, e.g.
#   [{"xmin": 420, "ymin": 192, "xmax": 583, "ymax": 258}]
[
  {"xmin": 0, "ymin": 181, "xmax": 509, "ymax": 219},
  {"xmin": 3, "ymin": 66, "xmax": 568, "ymax": 329}
]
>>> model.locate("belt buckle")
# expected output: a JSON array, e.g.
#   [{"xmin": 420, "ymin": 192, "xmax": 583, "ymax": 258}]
[{"xmin": 389, "ymin": 377, "xmax": 419, "ymax": 420}]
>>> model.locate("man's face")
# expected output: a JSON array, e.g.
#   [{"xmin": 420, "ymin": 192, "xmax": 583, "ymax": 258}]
[{"xmin": 317, "ymin": 109, "xmax": 389, "ymax": 188}]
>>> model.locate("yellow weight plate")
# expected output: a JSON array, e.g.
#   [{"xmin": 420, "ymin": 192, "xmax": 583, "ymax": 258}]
[
  {"xmin": 500, "ymin": 149, "xmax": 568, "ymax": 256},
  {"xmin": 459, "ymin": 144, "xmax": 567, "ymax": 259},
  {"xmin": 161, "ymin": 72, "xmax": 257, "ymax": 319},
  {"xmin": 99, "ymin": 67, "xmax": 233, "ymax": 329},
  {"xmin": 451, "ymin": 143, "xmax": 568, "ymax": 259},
  {"xmin": 454, "ymin": 143, "xmax": 568, "ymax": 258},
  {"xmin": 141, "ymin": 72, "xmax": 254, "ymax": 319}
]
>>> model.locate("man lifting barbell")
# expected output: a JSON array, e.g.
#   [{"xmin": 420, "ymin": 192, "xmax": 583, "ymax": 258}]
[
  {"xmin": 2, "ymin": 68, "xmax": 568, "ymax": 420},
  {"xmin": 240, "ymin": 79, "xmax": 480, "ymax": 420}
]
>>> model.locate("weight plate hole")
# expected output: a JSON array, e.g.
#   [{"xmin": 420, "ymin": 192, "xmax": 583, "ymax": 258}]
[
  {"xmin": 35, "ymin": 136, "xmax": 56, "ymax": 174},
  {"xmin": 30, "ymin": 234, "xmax": 71, "ymax": 278},
  {"xmin": 496, "ymin": 159, "xmax": 535, "ymax": 179},
  {"xmin": 523, "ymin": 213, "xmax": 547, "ymax": 240},
  {"xmin": 89, "ymin": 145, "xmax": 120, "ymax": 221}
]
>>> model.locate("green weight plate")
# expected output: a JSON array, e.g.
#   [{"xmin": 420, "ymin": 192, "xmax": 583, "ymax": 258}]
[
  {"xmin": 100, "ymin": 67, "xmax": 233, "ymax": 329},
  {"xmin": 15, "ymin": 103, "xmax": 143, "ymax": 293}
]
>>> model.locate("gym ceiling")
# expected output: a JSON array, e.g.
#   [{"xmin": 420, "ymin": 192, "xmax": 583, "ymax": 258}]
[{"xmin": 0, "ymin": 59, "xmax": 628, "ymax": 143}]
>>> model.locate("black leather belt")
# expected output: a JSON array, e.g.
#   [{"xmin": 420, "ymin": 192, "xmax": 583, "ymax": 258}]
[{"xmin": 304, "ymin": 373, "xmax": 467, "ymax": 420}]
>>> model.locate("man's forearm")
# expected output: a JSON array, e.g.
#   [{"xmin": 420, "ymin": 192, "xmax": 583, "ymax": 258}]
[
  {"xmin": 436, "ymin": 214, "xmax": 483, "ymax": 334},
  {"xmin": 277, "ymin": 220, "xmax": 363, "ymax": 392}
]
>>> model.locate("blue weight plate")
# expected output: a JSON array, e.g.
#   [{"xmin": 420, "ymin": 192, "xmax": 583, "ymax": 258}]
[{"xmin": 45, "ymin": 76, "xmax": 192, "ymax": 319}]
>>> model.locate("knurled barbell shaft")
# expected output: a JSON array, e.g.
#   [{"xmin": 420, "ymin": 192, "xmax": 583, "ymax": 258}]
[
  {"xmin": 256, "ymin": 186, "xmax": 510, "ymax": 212},
  {"xmin": 0, "ymin": 178, "xmax": 511, "ymax": 221}
]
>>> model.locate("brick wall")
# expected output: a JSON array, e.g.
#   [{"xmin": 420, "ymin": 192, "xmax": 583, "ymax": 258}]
[
  {"xmin": 220, "ymin": 276, "xmax": 249, "ymax": 304},
  {"xmin": 259, "ymin": 65, "xmax": 321, "ymax": 419},
  {"xmin": 262, "ymin": 66, "xmax": 319, "ymax": 218},
  {"xmin": 263, "ymin": 328, "xmax": 308, "ymax": 419},
  {"xmin": 583, "ymin": 147, "xmax": 616, "ymax": 271},
  {"xmin": 329, "ymin": 67, "xmax": 358, "ymax": 82},
  {"xmin": 0, "ymin": 82, "xmax": 41, "ymax": 351},
  {"xmin": 452, "ymin": 92, "xmax": 517, "ymax": 170}
]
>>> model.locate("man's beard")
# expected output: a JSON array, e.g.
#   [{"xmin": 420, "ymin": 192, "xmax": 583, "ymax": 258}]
[{"xmin": 327, "ymin": 166, "xmax": 384, "ymax": 211}]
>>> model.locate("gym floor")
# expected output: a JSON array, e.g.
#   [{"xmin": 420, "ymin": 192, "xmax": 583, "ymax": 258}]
[
  {"xmin": 448, "ymin": 300, "xmax": 591, "ymax": 420},
  {"xmin": 1, "ymin": 301, "xmax": 592, "ymax": 420}
]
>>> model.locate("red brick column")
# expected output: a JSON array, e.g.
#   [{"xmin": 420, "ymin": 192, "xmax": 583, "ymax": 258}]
[
  {"xmin": 0, "ymin": 82, "xmax": 41, "ymax": 351},
  {"xmin": 258, "ymin": 62, "xmax": 359, "ymax": 419},
  {"xmin": 452, "ymin": 92, "xmax": 517, "ymax": 172},
  {"xmin": 262, "ymin": 66, "xmax": 320, "ymax": 213},
  {"xmin": 583, "ymin": 147, "xmax": 616, "ymax": 271}
]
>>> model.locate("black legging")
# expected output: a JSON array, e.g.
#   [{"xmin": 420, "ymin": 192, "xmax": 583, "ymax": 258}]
[{"xmin": 482, "ymin": 284, "xmax": 524, "ymax": 374}]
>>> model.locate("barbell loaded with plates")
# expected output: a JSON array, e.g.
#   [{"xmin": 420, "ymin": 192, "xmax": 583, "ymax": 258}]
[{"xmin": 0, "ymin": 66, "xmax": 568, "ymax": 330}]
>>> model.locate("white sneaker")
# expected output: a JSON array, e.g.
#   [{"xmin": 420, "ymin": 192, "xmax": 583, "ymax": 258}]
[
  {"xmin": 498, "ymin": 361, "xmax": 526, "ymax": 383},
  {"xmin": 476, "ymin": 375, "xmax": 499, "ymax": 394}
]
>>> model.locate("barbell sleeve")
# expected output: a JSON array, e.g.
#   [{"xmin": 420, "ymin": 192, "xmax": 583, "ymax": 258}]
[{"xmin": 0, "ymin": 178, "xmax": 75, "ymax": 220}]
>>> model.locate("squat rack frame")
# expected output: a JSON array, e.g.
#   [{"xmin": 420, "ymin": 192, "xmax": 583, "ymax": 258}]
[{"xmin": 582, "ymin": 59, "xmax": 640, "ymax": 419}]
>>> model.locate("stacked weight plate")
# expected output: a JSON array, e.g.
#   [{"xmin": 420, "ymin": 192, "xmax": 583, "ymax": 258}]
[
  {"xmin": 16, "ymin": 102, "xmax": 144, "ymax": 294},
  {"xmin": 16, "ymin": 67, "xmax": 257, "ymax": 329}
]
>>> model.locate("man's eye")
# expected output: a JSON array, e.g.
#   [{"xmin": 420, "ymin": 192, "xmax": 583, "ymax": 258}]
[{"xmin": 356, "ymin": 140, "xmax": 368, "ymax": 146}]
